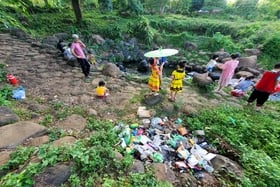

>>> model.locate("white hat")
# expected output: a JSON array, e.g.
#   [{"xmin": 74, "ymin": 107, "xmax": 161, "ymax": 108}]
[{"xmin": 72, "ymin": 34, "xmax": 79, "ymax": 39}]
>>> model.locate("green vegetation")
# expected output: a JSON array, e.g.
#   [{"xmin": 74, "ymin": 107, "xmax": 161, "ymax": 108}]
[
  {"xmin": 1, "ymin": 0, "xmax": 280, "ymax": 186},
  {"xmin": 186, "ymin": 104, "xmax": 280, "ymax": 186}
]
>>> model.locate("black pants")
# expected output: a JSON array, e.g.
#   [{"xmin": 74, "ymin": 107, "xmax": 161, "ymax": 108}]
[
  {"xmin": 247, "ymin": 89, "xmax": 270, "ymax": 106},
  {"xmin": 77, "ymin": 58, "xmax": 90, "ymax": 77}
]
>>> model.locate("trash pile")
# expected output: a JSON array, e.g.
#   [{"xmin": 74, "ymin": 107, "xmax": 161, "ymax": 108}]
[{"xmin": 115, "ymin": 115, "xmax": 218, "ymax": 175}]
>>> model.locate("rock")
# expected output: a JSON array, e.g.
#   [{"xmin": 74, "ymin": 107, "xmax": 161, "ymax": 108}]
[
  {"xmin": 0, "ymin": 106, "xmax": 19, "ymax": 127},
  {"xmin": 211, "ymin": 154, "xmax": 243, "ymax": 178},
  {"xmin": 102, "ymin": 63, "xmax": 122, "ymax": 77},
  {"xmin": 180, "ymin": 105, "xmax": 198, "ymax": 116},
  {"xmin": 130, "ymin": 159, "xmax": 145, "ymax": 173},
  {"xmin": 10, "ymin": 28, "xmax": 28, "ymax": 39},
  {"xmin": 153, "ymin": 163, "xmax": 177, "ymax": 184},
  {"xmin": 192, "ymin": 73, "xmax": 213, "ymax": 87},
  {"xmin": 41, "ymin": 36, "xmax": 59, "ymax": 46},
  {"xmin": 213, "ymin": 49, "xmax": 230, "ymax": 61},
  {"xmin": 34, "ymin": 163, "xmax": 71, "ymax": 187},
  {"xmin": 66, "ymin": 58, "xmax": 79, "ymax": 67},
  {"xmin": 27, "ymin": 104, "xmax": 49, "ymax": 113},
  {"xmin": 183, "ymin": 42, "xmax": 197, "ymax": 50},
  {"xmin": 238, "ymin": 55, "xmax": 257, "ymax": 68},
  {"xmin": 25, "ymin": 135, "xmax": 50, "ymax": 147},
  {"xmin": 178, "ymin": 173, "xmax": 198, "ymax": 187},
  {"xmin": 114, "ymin": 151, "xmax": 123, "ymax": 161},
  {"xmin": 239, "ymin": 67, "xmax": 261, "ymax": 76},
  {"xmin": 235, "ymin": 71, "xmax": 254, "ymax": 79},
  {"xmin": 53, "ymin": 33, "xmax": 69, "ymax": 40},
  {"xmin": 161, "ymin": 102, "xmax": 175, "ymax": 114},
  {"xmin": 199, "ymin": 171, "xmax": 220, "ymax": 186},
  {"xmin": 56, "ymin": 114, "xmax": 87, "ymax": 132},
  {"xmin": 0, "ymin": 121, "xmax": 47, "ymax": 149},
  {"xmin": 244, "ymin": 48, "xmax": 261, "ymax": 56},
  {"xmin": 92, "ymin": 34, "xmax": 105, "ymax": 45},
  {"xmin": 193, "ymin": 65, "xmax": 204, "ymax": 73},
  {"xmin": 88, "ymin": 108, "xmax": 98, "ymax": 116},
  {"xmin": 52, "ymin": 136, "xmax": 76, "ymax": 147},
  {"xmin": 209, "ymin": 71, "xmax": 221, "ymax": 81},
  {"xmin": 144, "ymin": 94, "xmax": 162, "ymax": 106},
  {"xmin": 0, "ymin": 150, "xmax": 12, "ymax": 166},
  {"xmin": 137, "ymin": 107, "xmax": 151, "ymax": 118},
  {"xmin": 137, "ymin": 59, "xmax": 149, "ymax": 73}
]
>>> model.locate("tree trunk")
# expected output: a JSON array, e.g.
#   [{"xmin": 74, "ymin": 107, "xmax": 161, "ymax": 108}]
[{"xmin": 71, "ymin": 0, "xmax": 82, "ymax": 24}]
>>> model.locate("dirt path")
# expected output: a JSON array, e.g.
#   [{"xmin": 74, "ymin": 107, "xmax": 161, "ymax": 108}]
[{"xmin": 0, "ymin": 33, "xmax": 238, "ymax": 121}]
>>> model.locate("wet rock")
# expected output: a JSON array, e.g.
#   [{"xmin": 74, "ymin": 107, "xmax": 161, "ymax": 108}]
[
  {"xmin": 34, "ymin": 163, "xmax": 71, "ymax": 187},
  {"xmin": 130, "ymin": 159, "xmax": 145, "ymax": 173},
  {"xmin": 0, "ymin": 121, "xmax": 47, "ymax": 149},
  {"xmin": 102, "ymin": 63, "xmax": 122, "ymax": 77},
  {"xmin": 211, "ymin": 154, "xmax": 243, "ymax": 178},
  {"xmin": 153, "ymin": 163, "xmax": 177, "ymax": 184},
  {"xmin": 56, "ymin": 114, "xmax": 87, "ymax": 132},
  {"xmin": 52, "ymin": 136, "xmax": 76, "ymax": 147},
  {"xmin": 0, "ymin": 106, "xmax": 19, "ymax": 127},
  {"xmin": 192, "ymin": 73, "xmax": 213, "ymax": 87},
  {"xmin": 238, "ymin": 56, "xmax": 257, "ymax": 68}
]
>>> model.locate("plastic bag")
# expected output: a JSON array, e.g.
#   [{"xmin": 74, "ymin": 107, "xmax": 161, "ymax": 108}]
[{"xmin": 12, "ymin": 86, "xmax": 26, "ymax": 100}]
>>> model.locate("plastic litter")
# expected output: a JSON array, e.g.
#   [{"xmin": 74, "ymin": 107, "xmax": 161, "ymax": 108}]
[{"xmin": 12, "ymin": 86, "xmax": 26, "ymax": 100}]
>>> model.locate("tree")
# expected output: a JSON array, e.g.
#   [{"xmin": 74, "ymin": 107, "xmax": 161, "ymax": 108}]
[
  {"xmin": 71, "ymin": 0, "xmax": 82, "ymax": 24},
  {"xmin": 143, "ymin": 0, "xmax": 169, "ymax": 14},
  {"xmin": 99, "ymin": 0, "xmax": 113, "ymax": 12},
  {"xmin": 169, "ymin": 0, "xmax": 191, "ymax": 14}
]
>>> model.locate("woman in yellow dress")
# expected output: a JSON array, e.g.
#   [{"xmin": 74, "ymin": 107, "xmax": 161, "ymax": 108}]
[
  {"xmin": 169, "ymin": 61, "xmax": 186, "ymax": 102},
  {"xmin": 148, "ymin": 58, "xmax": 160, "ymax": 93}
]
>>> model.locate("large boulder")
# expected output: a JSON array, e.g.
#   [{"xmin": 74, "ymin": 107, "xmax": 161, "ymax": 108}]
[
  {"xmin": 53, "ymin": 33, "xmax": 69, "ymax": 40},
  {"xmin": 153, "ymin": 163, "xmax": 176, "ymax": 184},
  {"xmin": 238, "ymin": 55, "xmax": 257, "ymax": 68},
  {"xmin": 102, "ymin": 63, "xmax": 122, "ymax": 77},
  {"xmin": 239, "ymin": 67, "xmax": 261, "ymax": 76},
  {"xmin": 192, "ymin": 73, "xmax": 213, "ymax": 87},
  {"xmin": 213, "ymin": 49, "xmax": 230, "ymax": 61},
  {"xmin": 209, "ymin": 71, "xmax": 221, "ymax": 81},
  {"xmin": 0, "ymin": 106, "xmax": 19, "ymax": 127},
  {"xmin": 41, "ymin": 36, "xmax": 59, "ymax": 46},
  {"xmin": 137, "ymin": 60, "xmax": 149, "ymax": 73}
]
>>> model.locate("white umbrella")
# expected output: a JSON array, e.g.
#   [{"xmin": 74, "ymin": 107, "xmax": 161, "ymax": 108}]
[{"xmin": 144, "ymin": 48, "xmax": 179, "ymax": 58}]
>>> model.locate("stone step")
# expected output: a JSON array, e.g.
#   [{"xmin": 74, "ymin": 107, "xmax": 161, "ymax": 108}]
[{"xmin": 0, "ymin": 121, "xmax": 47, "ymax": 149}]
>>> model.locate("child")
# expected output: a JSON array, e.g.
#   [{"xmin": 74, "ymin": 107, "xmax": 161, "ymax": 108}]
[
  {"xmin": 63, "ymin": 43, "xmax": 75, "ymax": 61},
  {"xmin": 148, "ymin": 58, "xmax": 160, "ymax": 94},
  {"xmin": 169, "ymin": 61, "xmax": 186, "ymax": 102},
  {"xmin": 87, "ymin": 50, "xmax": 98, "ymax": 70},
  {"xmin": 205, "ymin": 55, "xmax": 219, "ymax": 77},
  {"xmin": 96, "ymin": 80, "xmax": 109, "ymax": 99},
  {"xmin": 231, "ymin": 76, "xmax": 255, "ymax": 97}
]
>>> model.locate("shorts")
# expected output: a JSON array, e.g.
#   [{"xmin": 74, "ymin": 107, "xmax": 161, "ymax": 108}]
[{"xmin": 247, "ymin": 89, "xmax": 270, "ymax": 106}]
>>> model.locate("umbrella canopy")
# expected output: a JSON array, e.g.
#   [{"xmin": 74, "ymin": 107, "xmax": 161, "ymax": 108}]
[{"xmin": 144, "ymin": 48, "xmax": 179, "ymax": 58}]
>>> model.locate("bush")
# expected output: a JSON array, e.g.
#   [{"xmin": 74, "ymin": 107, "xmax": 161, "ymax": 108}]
[{"xmin": 262, "ymin": 34, "xmax": 280, "ymax": 60}]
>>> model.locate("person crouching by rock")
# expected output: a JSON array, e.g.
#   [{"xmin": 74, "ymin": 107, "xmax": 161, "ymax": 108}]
[
  {"xmin": 71, "ymin": 34, "xmax": 91, "ymax": 81},
  {"xmin": 247, "ymin": 63, "xmax": 280, "ymax": 110},
  {"xmin": 231, "ymin": 76, "xmax": 255, "ymax": 97},
  {"xmin": 169, "ymin": 61, "xmax": 186, "ymax": 102},
  {"xmin": 96, "ymin": 80, "xmax": 109, "ymax": 101}
]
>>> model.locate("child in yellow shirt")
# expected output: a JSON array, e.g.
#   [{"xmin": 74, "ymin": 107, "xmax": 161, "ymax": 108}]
[
  {"xmin": 87, "ymin": 50, "xmax": 98, "ymax": 70},
  {"xmin": 96, "ymin": 80, "xmax": 109, "ymax": 99}
]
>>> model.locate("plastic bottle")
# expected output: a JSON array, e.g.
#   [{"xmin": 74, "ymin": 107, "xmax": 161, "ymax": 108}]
[{"xmin": 202, "ymin": 160, "xmax": 214, "ymax": 173}]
